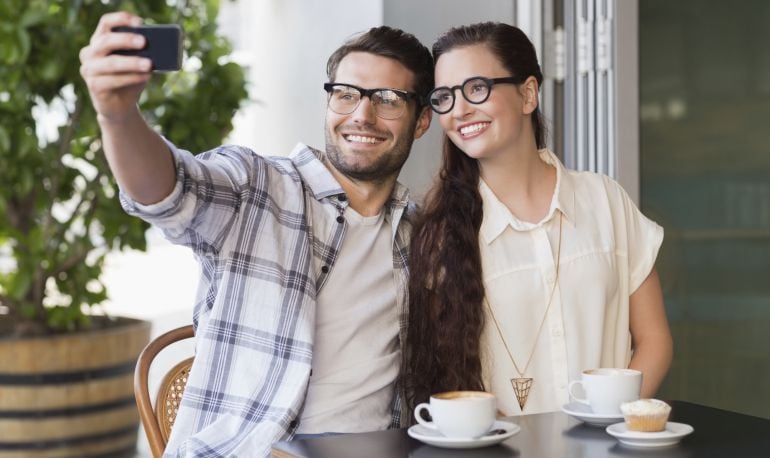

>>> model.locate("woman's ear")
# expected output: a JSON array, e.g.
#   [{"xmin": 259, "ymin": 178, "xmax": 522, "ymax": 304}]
[{"xmin": 520, "ymin": 76, "xmax": 539, "ymax": 115}]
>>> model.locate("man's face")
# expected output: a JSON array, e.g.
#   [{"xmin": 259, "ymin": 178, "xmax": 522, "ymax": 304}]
[{"xmin": 324, "ymin": 52, "xmax": 431, "ymax": 183}]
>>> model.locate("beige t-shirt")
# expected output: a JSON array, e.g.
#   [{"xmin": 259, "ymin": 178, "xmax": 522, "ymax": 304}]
[
  {"xmin": 480, "ymin": 149, "xmax": 663, "ymax": 415},
  {"xmin": 297, "ymin": 207, "xmax": 399, "ymax": 434}
]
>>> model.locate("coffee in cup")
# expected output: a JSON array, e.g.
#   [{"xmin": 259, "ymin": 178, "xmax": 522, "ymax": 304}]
[
  {"xmin": 413, "ymin": 391, "xmax": 496, "ymax": 439},
  {"xmin": 568, "ymin": 368, "xmax": 642, "ymax": 415}
]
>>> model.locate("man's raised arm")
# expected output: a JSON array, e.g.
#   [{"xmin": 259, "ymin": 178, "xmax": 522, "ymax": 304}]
[{"xmin": 79, "ymin": 12, "xmax": 175, "ymax": 205}]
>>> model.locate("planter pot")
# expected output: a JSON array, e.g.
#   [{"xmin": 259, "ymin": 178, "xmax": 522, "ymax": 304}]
[{"xmin": 0, "ymin": 317, "xmax": 151, "ymax": 458}]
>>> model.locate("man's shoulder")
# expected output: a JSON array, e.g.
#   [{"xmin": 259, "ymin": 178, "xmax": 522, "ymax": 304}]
[
  {"xmin": 392, "ymin": 200, "xmax": 419, "ymax": 233},
  {"xmin": 192, "ymin": 144, "xmax": 312, "ymax": 187},
  {"xmin": 404, "ymin": 200, "xmax": 420, "ymax": 218},
  {"xmin": 198, "ymin": 144, "xmax": 297, "ymax": 168}
]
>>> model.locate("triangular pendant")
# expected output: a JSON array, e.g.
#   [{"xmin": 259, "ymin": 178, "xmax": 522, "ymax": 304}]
[{"xmin": 511, "ymin": 377, "xmax": 533, "ymax": 411}]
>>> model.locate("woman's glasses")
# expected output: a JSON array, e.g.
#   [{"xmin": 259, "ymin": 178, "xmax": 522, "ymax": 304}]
[
  {"xmin": 323, "ymin": 83, "xmax": 420, "ymax": 120},
  {"xmin": 428, "ymin": 76, "xmax": 522, "ymax": 114}
]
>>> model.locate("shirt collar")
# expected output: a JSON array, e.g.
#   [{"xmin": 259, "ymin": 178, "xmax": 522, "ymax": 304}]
[
  {"xmin": 479, "ymin": 149, "xmax": 576, "ymax": 244},
  {"xmin": 289, "ymin": 143, "xmax": 410, "ymax": 209}
]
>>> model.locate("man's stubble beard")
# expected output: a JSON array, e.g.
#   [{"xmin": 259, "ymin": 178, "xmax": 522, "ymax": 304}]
[{"xmin": 324, "ymin": 120, "xmax": 416, "ymax": 183}]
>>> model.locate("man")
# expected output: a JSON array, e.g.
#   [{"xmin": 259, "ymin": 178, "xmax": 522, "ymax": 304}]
[{"xmin": 79, "ymin": 12, "xmax": 433, "ymax": 457}]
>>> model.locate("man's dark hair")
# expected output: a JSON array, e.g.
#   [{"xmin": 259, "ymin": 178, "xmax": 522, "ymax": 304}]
[{"xmin": 326, "ymin": 26, "xmax": 434, "ymax": 104}]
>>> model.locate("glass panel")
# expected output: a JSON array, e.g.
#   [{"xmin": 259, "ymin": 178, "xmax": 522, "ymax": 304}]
[{"xmin": 640, "ymin": 0, "xmax": 770, "ymax": 418}]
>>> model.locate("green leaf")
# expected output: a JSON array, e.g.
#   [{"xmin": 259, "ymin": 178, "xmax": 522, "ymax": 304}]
[
  {"xmin": 0, "ymin": 40, "xmax": 18, "ymax": 65},
  {"xmin": 21, "ymin": 303, "xmax": 38, "ymax": 320},
  {"xmin": 8, "ymin": 269, "xmax": 32, "ymax": 300},
  {"xmin": 15, "ymin": 27, "xmax": 31, "ymax": 63},
  {"xmin": 40, "ymin": 59, "xmax": 60, "ymax": 81},
  {"xmin": 0, "ymin": 126, "xmax": 10, "ymax": 151},
  {"xmin": 20, "ymin": 9, "xmax": 48, "ymax": 28}
]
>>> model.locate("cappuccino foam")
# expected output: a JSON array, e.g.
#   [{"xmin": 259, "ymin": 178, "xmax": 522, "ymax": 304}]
[{"xmin": 434, "ymin": 391, "xmax": 493, "ymax": 401}]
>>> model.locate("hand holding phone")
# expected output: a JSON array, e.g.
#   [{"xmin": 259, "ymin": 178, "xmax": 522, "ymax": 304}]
[{"xmin": 112, "ymin": 25, "xmax": 183, "ymax": 72}]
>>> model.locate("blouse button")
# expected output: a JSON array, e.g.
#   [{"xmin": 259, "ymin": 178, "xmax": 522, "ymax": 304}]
[
  {"xmin": 321, "ymin": 265, "xmax": 329, "ymax": 273},
  {"xmin": 336, "ymin": 215, "xmax": 344, "ymax": 223}
]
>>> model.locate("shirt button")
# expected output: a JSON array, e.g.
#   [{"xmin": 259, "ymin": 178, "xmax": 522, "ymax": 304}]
[
  {"xmin": 321, "ymin": 265, "xmax": 329, "ymax": 273},
  {"xmin": 336, "ymin": 215, "xmax": 344, "ymax": 223},
  {"xmin": 338, "ymin": 194, "xmax": 347, "ymax": 202},
  {"xmin": 289, "ymin": 419, "xmax": 299, "ymax": 429},
  {"xmin": 552, "ymin": 328, "xmax": 563, "ymax": 337}
]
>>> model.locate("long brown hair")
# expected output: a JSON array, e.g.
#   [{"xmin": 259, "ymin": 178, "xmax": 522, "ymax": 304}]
[{"xmin": 402, "ymin": 22, "xmax": 546, "ymax": 413}]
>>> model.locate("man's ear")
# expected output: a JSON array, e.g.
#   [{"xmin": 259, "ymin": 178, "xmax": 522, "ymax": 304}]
[
  {"xmin": 520, "ymin": 76, "xmax": 539, "ymax": 115},
  {"xmin": 413, "ymin": 106, "xmax": 432, "ymax": 139}
]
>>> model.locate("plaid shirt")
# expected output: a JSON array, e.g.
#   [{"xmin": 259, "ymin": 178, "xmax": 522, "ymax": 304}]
[{"xmin": 121, "ymin": 142, "xmax": 414, "ymax": 457}]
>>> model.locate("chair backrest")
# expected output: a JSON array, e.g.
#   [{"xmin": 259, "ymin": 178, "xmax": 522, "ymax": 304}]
[{"xmin": 134, "ymin": 325, "xmax": 195, "ymax": 458}]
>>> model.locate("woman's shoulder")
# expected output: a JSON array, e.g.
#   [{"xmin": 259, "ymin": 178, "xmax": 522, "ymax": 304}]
[
  {"xmin": 563, "ymin": 167, "xmax": 627, "ymax": 198},
  {"xmin": 561, "ymin": 168, "xmax": 640, "ymax": 222}
]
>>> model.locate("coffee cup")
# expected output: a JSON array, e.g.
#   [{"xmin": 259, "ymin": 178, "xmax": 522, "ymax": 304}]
[
  {"xmin": 413, "ymin": 391, "xmax": 496, "ymax": 438},
  {"xmin": 568, "ymin": 368, "xmax": 642, "ymax": 415}
]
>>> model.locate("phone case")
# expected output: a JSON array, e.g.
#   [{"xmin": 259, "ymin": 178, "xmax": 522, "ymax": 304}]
[{"xmin": 112, "ymin": 25, "xmax": 183, "ymax": 71}]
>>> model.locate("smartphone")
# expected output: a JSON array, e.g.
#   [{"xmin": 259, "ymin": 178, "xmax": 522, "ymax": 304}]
[{"xmin": 112, "ymin": 25, "xmax": 183, "ymax": 72}]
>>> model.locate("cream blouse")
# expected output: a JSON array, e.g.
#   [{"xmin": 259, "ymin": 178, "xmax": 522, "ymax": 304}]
[{"xmin": 479, "ymin": 149, "xmax": 663, "ymax": 415}]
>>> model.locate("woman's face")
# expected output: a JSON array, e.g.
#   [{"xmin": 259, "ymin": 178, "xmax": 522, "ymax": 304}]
[{"xmin": 433, "ymin": 44, "xmax": 536, "ymax": 161}]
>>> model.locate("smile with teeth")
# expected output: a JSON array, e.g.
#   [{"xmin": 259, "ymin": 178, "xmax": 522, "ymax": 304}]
[
  {"xmin": 344, "ymin": 134, "xmax": 384, "ymax": 144},
  {"xmin": 459, "ymin": 122, "xmax": 490, "ymax": 137}
]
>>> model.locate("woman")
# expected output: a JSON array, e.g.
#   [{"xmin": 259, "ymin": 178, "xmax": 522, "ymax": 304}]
[{"xmin": 403, "ymin": 22, "xmax": 672, "ymax": 416}]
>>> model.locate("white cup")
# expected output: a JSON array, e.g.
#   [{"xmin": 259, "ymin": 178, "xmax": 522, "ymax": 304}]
[
  {"xmin": 568, "ymin": 368, "xmax": 642, "ymax": 415},
  {"xmin": 413, "ymin": 391, "xmax": 496, "ymax": 438}
]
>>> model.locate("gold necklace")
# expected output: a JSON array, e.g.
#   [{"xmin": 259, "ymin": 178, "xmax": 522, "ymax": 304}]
[{"xmin": 484, "ymin": 212, "xmax": 563, "ymax": 411}]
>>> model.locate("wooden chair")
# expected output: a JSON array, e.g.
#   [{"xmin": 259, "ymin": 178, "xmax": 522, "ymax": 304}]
[{"xmin": 134, "ymin": 325, "xmax": 195, "ymax": 458}]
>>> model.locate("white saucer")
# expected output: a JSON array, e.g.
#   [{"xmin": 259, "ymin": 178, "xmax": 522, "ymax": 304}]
[
  {"xmin": 407, "ymin": 420, "xmax": 520, "ymax": 449},
  {"xmin": 606, "ymin": 421, "xmax": 694, "ymax": 448},
  {"xmin": 561, "ymin": 402, "xmax": 624, "ymax": 427}
]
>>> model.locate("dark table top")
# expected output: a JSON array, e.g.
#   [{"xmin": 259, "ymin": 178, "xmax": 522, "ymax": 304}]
[{"xmin": 271, "ymin": 400, "xmax": 770, "ymax": 458}]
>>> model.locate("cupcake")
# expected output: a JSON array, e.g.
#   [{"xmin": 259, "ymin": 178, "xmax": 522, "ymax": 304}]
[{"xmin": 620, "ymin": 399, "xmax": 671, "ymax": 432}]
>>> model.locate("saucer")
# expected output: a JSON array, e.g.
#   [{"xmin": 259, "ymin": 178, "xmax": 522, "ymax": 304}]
[
  {"xmin": 561, "ymin": 402, "xmax": 624, "ymax": 427},
  {"xmin": 606, "ymin": 421, "xmax": 694, "ymax": 448},
  {"xmin": 407, "ymin": 420, "xmax": 520, "ymax": 449}
]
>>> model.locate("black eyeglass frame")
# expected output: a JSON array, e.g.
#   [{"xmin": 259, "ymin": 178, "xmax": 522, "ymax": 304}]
[
  {"xmin": 323, "ymin": 83, "xmax": 422, "ymax": 119},
  {"xmin": 428, "ymin": 76, "xmax": 523, "ymax": 114}
]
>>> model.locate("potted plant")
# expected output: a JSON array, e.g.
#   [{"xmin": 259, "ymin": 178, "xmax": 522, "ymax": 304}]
[{"xmin": 0, "ymin": 1, "xmax": 247, "ymax": 456}]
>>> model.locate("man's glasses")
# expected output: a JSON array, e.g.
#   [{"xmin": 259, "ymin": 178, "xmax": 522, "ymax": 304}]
[
  {"xmin": 323, "ymin": 83, "xmax": 420, "ymax": 120},
  {"xmin": 428, "ymin": 76, "xmax": 523, "ymax": 114}
]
